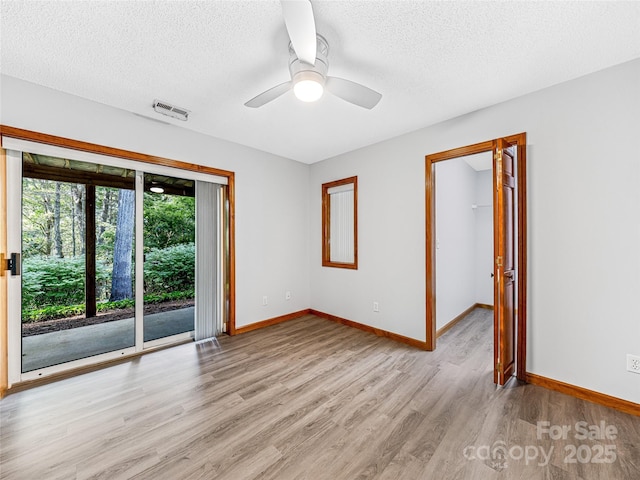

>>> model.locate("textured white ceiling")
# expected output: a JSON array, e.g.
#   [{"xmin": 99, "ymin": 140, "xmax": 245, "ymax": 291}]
[{"xmin": 1, "ymin": 1, "xmax": 639, "ymax": 164}]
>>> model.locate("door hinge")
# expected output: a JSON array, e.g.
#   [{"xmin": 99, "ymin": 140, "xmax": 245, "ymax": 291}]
[
  {"xmin": 496, "ymin": 361, "xmax": 502, "ymax": 372},
  {"xmin": 496, "ymin": 255, "xmax": 503, "ymax": 267}
]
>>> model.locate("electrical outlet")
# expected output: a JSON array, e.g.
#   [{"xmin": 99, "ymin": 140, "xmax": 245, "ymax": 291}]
[
  {"xmin": 627, "ymin": 354, "xmax": 640, "ymax": 374},
  {"xmin": 373, "ymin": 301, "xmax": 379, "ymax": 313},
  {"xmin": 285, "ymin": 291, "xmax": 291, "ymax": 300},
  {"xmin": 262, "ymin": 296, "xmax": 268, "ymax": 306}
]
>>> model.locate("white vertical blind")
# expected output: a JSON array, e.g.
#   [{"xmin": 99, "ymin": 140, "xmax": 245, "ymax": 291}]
[
  {"xmin": 328, "ymin": 186, "xmax": 354, "ymax": 263},
  {"xmin": 195, "ymin": 181, "xmax": 221, "ymax": 341}
]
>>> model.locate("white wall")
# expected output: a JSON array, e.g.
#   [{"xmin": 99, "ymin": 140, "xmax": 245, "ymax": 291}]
[
  {"xmin": 474, "ymin": 169, "xmax": 493, "ymax": 306},
  {"xmin": 309, "ymin": 144, "xmax": 427, "ymax": 340},
  {"xmin": 435, "ymin": 158, "xmax": 476, "ymax": 330},
  {"xmin": 0, "ymin": 75, "xmax": 310, "ymax": 329},
  {"xmin": 310, "ymin": 59, "xmax": 640, "ymax": 404}
]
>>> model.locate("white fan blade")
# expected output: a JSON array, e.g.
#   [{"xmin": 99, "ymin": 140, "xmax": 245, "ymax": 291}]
[
  {"xmin": 245, "ymin": 81, "xmax": 292, "ymax": 108},
  {"xmin": 281, "ymin": 0, "xmax": 317, "ymax": 65},
  {"xmin": 326, "ymin": 77, "xmax": 382, "ymax": 109}
]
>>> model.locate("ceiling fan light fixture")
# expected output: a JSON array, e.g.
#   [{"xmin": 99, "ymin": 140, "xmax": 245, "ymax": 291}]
[{"xmin": 293, "ymin": 71, "xmax": 324, "ymax": 102}]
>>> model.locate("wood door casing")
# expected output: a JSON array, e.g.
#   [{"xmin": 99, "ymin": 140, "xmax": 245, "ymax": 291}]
[
  {"xmin": 425, "ymin": 133, "xmax": 527, "ymax": 383},
  {"xmin": 493, "ymin": 138, "xmax": 516, "ymax": 385}
]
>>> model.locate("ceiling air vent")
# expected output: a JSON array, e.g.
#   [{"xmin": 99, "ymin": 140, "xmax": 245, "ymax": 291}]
[{"xmin": 152, "ymin": 99, "xmax": 190, "ymax": 121}]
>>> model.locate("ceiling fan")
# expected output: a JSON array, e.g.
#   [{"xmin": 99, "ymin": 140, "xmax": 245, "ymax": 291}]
[{"xmin": 245, "ymin": 0, "xmax": 382, "ymax": 109}]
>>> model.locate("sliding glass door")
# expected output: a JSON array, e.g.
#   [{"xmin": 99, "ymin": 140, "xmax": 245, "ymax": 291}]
[
  {"xmin": 20, "ymin": 156, "xmax": 136, "ymax": 372},
  {"xmin": 143, "ymin": 173, "xmax": 195, "ymax": 344},
  {"xmin": 5, "ymin": 143, "xmax": 228, "ymax": 383}
]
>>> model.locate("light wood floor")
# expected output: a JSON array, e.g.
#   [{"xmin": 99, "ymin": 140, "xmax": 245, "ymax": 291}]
[{"xmin": 1, "ymin": 309, "xmax": 639, "ymax": 479}]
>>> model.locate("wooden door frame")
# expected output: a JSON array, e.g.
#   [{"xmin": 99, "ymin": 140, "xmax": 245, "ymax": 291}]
[{"xmin": 425, "ymin": 133, "xmax": 527, "ymax": 381}]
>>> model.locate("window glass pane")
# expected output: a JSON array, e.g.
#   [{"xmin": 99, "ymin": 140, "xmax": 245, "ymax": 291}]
[
  {"xmin": 143, "ymin": 173, "xmax": 195, "ymax": 342},
  {"xmin": 322, "ymin": 176, "xmax": 357, "ymax": 269},
  {"xmin": 20, "ymin": 154, "xmax": 135, "ymax": 372},
  {"xmin": 329, "ymin": 190, "xmax": 354, "ymax": 263}
]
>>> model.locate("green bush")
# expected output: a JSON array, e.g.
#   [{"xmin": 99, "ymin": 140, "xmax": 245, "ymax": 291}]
[
  {"xmin": 144, "ymin": 243, "xmax": 195, "ymax": 294},
  {"xmin": 22, "ymin": 304, "xmax": 86, "ymax": 322},
  {"xmin": 22, "ymin": 289, "xmax": 195, "ymax": 323},
  {"xmin": 21, "ymin": 256, "xmax": 111, "ymax": 310},
  {"xmin": 143, "ymin": 289, "xmax": 195, "ymax": 305},
  {"xmin": 21, "ymin": 243, "xmax": 194, "ymax": 319}
]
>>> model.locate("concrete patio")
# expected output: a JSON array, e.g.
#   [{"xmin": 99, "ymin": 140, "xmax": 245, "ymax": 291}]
[{"xmin": 22, "ymin": 307, "xmax": 194, "ymax": 372}]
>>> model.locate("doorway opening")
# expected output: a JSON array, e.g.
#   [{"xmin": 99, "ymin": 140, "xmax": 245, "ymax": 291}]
[
  {"xmin": 425, "ymin": 133, "xmax": 527, "ymax": 385},
  {"xmin": 433, "ymin": 152, "xmax": 494, "ymax": 337}
]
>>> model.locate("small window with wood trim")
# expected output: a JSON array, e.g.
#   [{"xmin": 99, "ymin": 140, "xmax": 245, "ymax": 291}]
[{"xmin": 322, "ymin": 176, "xmax": 357, "ymax": 269}]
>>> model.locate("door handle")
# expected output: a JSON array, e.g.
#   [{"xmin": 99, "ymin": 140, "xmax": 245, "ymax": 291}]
[{"xmin": 5, "ymin": 253, "xmax": 21, "ymax": 276}]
